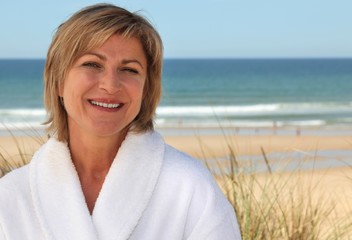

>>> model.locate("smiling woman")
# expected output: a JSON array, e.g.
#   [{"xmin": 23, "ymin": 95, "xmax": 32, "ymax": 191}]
[
  {"xmin": 61, "ymin": 35, "xmax": 147, "ymax": 146},
  {"xmin": 0, "ymin": 3, "xmax": 241, "ymax": 240}
]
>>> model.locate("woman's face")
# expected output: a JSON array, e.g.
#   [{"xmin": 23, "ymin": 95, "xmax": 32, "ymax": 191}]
[{"xmin": 61, "ymin": 34, "xmax": 147, "ymax": 140}]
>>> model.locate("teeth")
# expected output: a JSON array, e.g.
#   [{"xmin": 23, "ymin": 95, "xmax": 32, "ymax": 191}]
[{"xmin": 90, "ymin": 100, "xmax": 120, "ymax": 109}]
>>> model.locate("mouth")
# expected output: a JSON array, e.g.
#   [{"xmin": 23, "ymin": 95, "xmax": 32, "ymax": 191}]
[{"xmin": 89, "ymin": 100, "xmax": 122, "ymax": 109}]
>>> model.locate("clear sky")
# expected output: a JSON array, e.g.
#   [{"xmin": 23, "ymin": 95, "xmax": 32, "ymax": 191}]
[{"xmin": 1, "ymin": 0, "xmax": 352, "ymax": 59}]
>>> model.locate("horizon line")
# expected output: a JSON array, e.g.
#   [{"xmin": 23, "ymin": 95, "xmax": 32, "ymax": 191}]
[{"xmin": 1, "ymin": 56, "xmax": 352, "ymax": 61}]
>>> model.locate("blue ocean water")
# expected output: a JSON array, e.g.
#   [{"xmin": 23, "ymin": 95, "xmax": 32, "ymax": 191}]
[{"xmin": 1, "ymin": 58, "xmax": 352, "ymax": 133}]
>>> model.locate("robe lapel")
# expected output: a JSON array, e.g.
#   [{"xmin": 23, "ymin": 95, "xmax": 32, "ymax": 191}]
[
  {"xmin": 92, "ymin": 131, "xmax": 165, "ymax": 240},
  {"xmin": 29, "ymin": 139, "xmax": 98, "ymax": 240}
]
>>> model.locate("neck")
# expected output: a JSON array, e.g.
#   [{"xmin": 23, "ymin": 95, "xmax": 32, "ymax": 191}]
[
  {"xmin": 66, "ymin": 126, "xmax": 128, "ymax": 214},
  {"xmin": 68, "ymin": 129, "xmax": 127, "ymax": 177}
]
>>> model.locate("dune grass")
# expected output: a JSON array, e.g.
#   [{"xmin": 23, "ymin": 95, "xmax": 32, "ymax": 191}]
[
  {"xmin": 205, "ymin": 141, "xmax": 352, "ymax": 239},
  {"xmin": 0, "ymin": 130, "xmax": 45, "ymax": 177}
]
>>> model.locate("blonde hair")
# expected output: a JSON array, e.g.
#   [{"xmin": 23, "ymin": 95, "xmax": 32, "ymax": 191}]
[{"xmin": 44, "ymin": 3, "xmax": 163, "ymax": 141}]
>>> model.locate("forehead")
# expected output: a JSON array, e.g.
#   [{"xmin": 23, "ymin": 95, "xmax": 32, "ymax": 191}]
[
  {"xmin": 101, "ymin": 34, "xmax": 144, "ymax": 52},
  {"xmin": 78, "ymin": 33, "xmax": 146, "ymax": 60}
]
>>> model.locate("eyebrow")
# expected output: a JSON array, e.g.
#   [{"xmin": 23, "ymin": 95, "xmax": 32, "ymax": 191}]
[
  {"xmin": 122, "ymin": 59, "xmax": 144, "ymax": 69},
  {"xmin": 83, "ymin": 52, "xmax": 144, "ymax": 69},
  {"xmin": 84, "ymin": 52, "xmax": 107, "ymax": 61}
]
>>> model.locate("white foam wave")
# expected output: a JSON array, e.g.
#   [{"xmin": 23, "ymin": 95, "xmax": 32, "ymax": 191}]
[
  {"xmin": 156, "ymin": 102, "xmax": 352, "ymax": 117},
  {"xmin": 156, "ymin": 104, "xmax": 280, "ymax": 116},
  {"xmin": 276, "ymin": 120, "xmax": 326, "ymax": 127},
  {"xmin": 0, "ymin": 108, "xmax": 46, "ymax": 116},
  {"xmin": 155, "ymin": 118, "xmax": 327, "ymax": 128},
  {"xmin": 0, "ymin": 103, "xmax": 350, "ymax": 130},
  {"xmin": 1, "ymin": 102, "xmax": 351, "ymax": 119},
  {"xmin": 0, "ymin": 122, "xmax": 45, "ymax": 131}
]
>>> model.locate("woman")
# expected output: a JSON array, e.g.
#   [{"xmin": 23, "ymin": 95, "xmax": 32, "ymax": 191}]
[{"xmin": 0, "ymin": 4, "xmax": 241, "ymax": 239}]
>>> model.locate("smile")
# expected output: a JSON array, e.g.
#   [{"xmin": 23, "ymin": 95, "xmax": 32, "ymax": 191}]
[{"xmin": 89, "ymin": 100, "xmax": 121, "ymax": 109}]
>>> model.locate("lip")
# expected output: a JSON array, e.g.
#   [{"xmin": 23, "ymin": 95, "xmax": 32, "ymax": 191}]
[{"xmin": 88, "ymin": 98, "xmax": 124, "ymax": 112}]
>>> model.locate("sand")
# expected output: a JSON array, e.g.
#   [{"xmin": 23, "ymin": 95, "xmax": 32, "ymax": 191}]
[
  {"xmin": 164, "ymin": 134, "xmax": 352, "ymax": 158},
  {"xmin": 2, "ymin": 131, "xmax": 351, "ymax": 161}
]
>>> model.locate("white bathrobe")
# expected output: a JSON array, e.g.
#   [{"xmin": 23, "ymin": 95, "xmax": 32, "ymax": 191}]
[{"xmin": 0, "ymin": 131, "xmax": 241, "ymax": 240}]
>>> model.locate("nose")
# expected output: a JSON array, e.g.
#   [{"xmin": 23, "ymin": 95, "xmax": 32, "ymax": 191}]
[{"xmin": 99, "ymin": 70, "xmax": 121, "ymax": 94}]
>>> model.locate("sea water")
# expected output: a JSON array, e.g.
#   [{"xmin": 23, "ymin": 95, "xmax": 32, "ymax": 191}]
[{"xmin": 1, "ymin": 58, "xmax": 352, "ymax": 135}]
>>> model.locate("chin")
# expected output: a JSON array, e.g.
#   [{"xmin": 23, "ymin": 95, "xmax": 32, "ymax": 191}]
[{"xmin": 92, "ymin": 125, "xmax": 129, "ymax": 138}]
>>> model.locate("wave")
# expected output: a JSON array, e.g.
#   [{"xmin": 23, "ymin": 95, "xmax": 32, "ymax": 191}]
[
  {"xmin": 0, "ymin": 119, "xmax": 327, "ymax": 132},
  {"xmin": 0, "ymin": 108, "xmax": 46, "ymax": 116},
  {"xmin": 1, "ymin": 102, "xmax": 352, "ymax": 130},
  {"xmin": 156, "ymin": 102, "xmax": 352, "ymax": 117},
  {"xmin": 155, "ymin": 118, "xmax": 327, "ymax": 128},
  {"xmin": 156, "ymin": 104, "xmax": 279, "ymax": 116},
  {"xmin": 2, "ymin": 102, "xmax": 352, "ymax": 119},
  {"xmin": 0, "ymin": 122, "xmax": 45, "ymax": 130}
]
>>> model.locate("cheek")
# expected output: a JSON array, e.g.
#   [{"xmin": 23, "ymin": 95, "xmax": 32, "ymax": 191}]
[
  {"xmin": 62, "ymin": 81, "xmax": 77, "ymax": 102},
  {"xmin": 126, "ymin": 78, "xmax": 145, "ymax": 100},
  {"xmin": 63, "ymin": 73, "xmax": 94, "ymax": 97},
  {"xmin": 137, "ymin": 82, "xmax": 146, "ymax": 104}
]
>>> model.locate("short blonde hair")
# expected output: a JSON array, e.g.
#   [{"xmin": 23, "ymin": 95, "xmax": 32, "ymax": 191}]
[{"xmin": 44, "ymin": 3, "xmax": 163, "ymax": 141}]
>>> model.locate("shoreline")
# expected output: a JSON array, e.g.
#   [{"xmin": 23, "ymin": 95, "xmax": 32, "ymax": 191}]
[
  {"xmin": 2, "ymin": 124, "xmax": 352, "ymax": 136},
  {"xmin": 1, "ymin": 126, "xmax": 351, "ymax": 170}
]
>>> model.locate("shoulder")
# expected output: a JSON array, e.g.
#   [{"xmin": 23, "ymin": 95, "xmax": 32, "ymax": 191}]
[
  {"xmin": 0, "ymin": 164, "xmax": 30, "ymax": 194},
  {"xmin": 161, "ymin": 143, "xmax": 231, "ymax": 211},
  {"xmin": 0, "ymin": 139, "xmax": 51, "ymax": 204},
  {"xmin": 0, "ymin": 164, "xmax": 31, "ymax": 219},
  {"xmin": 159, "ymin": 144, "xmax": 241, "ymax": 239},
  {"xmin": 159, "ymin": 141, "xmax": 219, "ymax": 190},
  {"xmin": 164, "ymin": 144, "xmax": 206, "ymax": 174},
  {"xmin": 161, "ymin": 144, "xmax": 217, "ymax": 190}
]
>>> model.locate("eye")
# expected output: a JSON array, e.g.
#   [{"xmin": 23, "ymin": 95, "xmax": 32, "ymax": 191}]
[
  {"xmin": 121, "ymin": 67, "xmax": 139, "ymax": 74},
  {"xmin": 82, "ymin": 62, "xmax": 101, "ymax": 69}
]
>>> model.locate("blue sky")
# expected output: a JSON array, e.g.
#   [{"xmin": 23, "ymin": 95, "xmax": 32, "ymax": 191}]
[{"xmin": 1, "ymin": 0, "xmax": 352, "ymax": 59}]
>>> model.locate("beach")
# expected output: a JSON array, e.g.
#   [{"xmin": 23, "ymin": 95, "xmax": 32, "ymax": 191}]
[
  {"xmin": 1, "ymin": 127, "xmax": 352, "ymax": 237},
  {"xmin": 2, "ymin": 127, "xmax": 352, "ymax": 160}
]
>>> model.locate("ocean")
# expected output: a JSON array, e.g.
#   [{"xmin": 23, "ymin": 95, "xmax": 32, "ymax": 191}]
[{"xmin": 1, "ymin": 58, "xmax": 352, "ymax": 135}]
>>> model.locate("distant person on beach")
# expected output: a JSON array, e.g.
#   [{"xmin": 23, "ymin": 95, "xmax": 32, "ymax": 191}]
[{"xmin": 0, "ymin": 4, "xmax": 241, "ymax": 239}]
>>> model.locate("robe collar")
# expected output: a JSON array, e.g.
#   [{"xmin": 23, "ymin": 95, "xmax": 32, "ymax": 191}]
[{"xmin": 29, "ymin": 131, "xmax": 165, "ymax": 240}]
